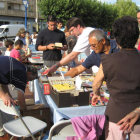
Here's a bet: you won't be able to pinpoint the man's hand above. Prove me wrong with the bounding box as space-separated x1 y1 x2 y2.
91 94 104 105
47 44 55 50
47 64 58 75
117 110 139 132
41 69 50 75
1 94 17 107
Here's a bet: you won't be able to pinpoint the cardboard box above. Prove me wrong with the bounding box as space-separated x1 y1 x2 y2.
20 104 51 131
50 85 90 108
25 98 35 106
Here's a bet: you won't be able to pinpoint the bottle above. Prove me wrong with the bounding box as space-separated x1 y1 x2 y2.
27 48 30 55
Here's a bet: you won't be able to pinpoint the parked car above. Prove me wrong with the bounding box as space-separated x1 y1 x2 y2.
0 24 25 41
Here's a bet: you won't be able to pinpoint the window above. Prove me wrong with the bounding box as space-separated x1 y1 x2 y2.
29 5 34 12
0 2 4 9
4 22 10 25
33 23 36 32
13 4 20 11
0 21 10 26
13 22 23 24
20 5 25 11
27 23 31 29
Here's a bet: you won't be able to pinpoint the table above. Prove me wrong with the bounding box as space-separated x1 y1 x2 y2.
34 79 106 123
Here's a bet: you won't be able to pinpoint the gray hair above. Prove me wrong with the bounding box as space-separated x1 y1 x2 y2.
89 29 107 41
26 65 38 79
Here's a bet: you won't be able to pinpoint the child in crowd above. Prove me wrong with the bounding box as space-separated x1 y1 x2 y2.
4 39 14 56
10 39 31 63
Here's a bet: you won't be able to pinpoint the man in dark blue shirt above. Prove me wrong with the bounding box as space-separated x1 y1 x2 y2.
64 29 120 78
0 56 38 110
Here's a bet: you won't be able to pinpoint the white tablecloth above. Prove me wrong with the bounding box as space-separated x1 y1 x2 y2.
34 79 106 123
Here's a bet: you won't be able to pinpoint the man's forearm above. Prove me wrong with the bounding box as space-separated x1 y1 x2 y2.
0 85 12 98
17 91 27 110
64 65 87 78
92 86 101 96
64 67 79 78
38 45 47 51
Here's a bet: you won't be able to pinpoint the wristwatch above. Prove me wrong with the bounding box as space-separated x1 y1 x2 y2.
54 63 59 69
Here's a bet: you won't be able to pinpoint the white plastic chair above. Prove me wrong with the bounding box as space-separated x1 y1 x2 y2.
47 120 76 140
0 99 47 140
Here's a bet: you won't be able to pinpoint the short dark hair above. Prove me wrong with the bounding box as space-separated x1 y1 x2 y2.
14 39 23 46
66 17 85 30
26 65 38 79
47 15 56 22
112 16 139 48
57 18 63 24
137 10 140 14
5 39 14 48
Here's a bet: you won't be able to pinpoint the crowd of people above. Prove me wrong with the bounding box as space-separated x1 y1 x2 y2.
0 12 140 140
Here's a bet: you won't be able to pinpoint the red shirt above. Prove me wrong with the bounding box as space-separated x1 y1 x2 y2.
10 48 22 63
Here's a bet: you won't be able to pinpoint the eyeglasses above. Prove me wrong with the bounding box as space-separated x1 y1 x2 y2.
91 40 101 48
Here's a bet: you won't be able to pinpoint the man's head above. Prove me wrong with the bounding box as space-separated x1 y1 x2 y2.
47 15 57 31
26 65 38 81
5 39 14 50
88 29 107 53
137 10 140 25
113 16 139 49
66 17 85 37
14 39 23 50
57 18 63 29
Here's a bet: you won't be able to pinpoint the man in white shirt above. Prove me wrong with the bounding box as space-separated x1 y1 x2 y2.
48 17 94 73
4 39 14 56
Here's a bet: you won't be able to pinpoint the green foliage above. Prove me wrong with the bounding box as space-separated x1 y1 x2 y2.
37 0 138 31
115 0 139 18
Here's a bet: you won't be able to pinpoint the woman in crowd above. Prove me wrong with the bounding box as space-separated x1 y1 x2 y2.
15 28 27 51
25 31 30 47
92 16 140 140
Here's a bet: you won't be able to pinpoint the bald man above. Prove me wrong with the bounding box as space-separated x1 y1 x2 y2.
64 29 120 78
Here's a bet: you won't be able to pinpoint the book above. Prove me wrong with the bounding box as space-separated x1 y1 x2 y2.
55 43 63 48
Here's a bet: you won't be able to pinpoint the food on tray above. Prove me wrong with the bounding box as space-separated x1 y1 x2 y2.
55 43 63 48
52 83 75 92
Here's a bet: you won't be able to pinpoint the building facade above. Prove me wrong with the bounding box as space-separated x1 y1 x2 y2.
0 0 47 34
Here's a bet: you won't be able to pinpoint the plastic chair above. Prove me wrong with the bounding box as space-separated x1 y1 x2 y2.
0 99 47 140
47 120 76 140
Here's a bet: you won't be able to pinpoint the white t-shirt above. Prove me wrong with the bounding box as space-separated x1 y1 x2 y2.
5 51 11 56
73 27 94 57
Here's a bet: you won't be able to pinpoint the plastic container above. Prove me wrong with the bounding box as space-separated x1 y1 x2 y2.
29 80 34 92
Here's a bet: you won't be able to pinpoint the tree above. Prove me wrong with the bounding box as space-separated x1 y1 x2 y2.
37 0 118 30
115 0 139 18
